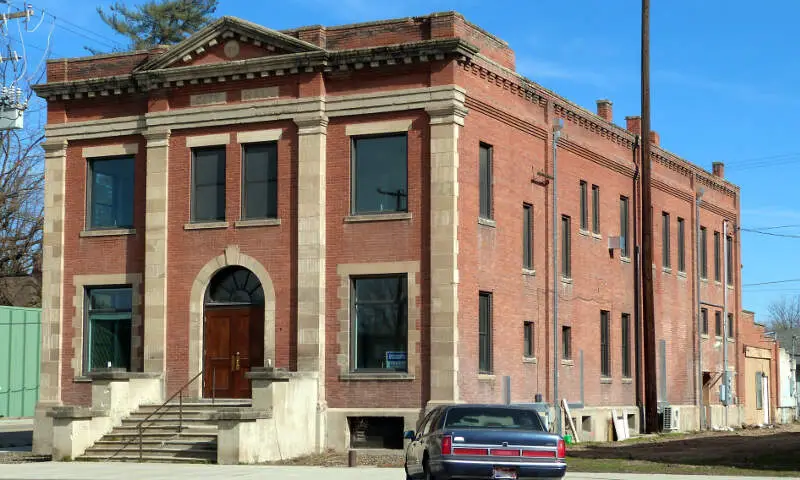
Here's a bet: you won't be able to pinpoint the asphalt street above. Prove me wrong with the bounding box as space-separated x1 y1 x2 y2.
0 463 794 480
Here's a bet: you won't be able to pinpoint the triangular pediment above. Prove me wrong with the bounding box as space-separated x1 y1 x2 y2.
137 16 324 71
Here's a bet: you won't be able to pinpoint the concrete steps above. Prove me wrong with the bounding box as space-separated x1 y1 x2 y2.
77 400 250 464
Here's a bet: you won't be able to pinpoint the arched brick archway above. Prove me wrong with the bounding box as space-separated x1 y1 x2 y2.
188 245 276 397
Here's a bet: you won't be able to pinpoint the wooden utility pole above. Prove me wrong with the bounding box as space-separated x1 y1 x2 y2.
640 0 659 434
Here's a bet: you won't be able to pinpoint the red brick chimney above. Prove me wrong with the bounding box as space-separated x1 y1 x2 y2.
625 116 641 136
596 99 613 123
712 161 725 178
650 131 660 146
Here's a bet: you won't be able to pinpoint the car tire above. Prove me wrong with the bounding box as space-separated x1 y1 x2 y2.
423 455 436 480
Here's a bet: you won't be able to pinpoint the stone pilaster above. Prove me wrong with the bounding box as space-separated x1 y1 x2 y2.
34 139 68 455
294 113 327 451
143 129 170 375
426 96 467 406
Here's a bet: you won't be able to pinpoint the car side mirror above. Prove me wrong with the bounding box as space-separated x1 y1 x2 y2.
404 430 416 440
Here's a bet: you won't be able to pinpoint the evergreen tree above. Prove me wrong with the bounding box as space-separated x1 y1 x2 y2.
92 0 219 53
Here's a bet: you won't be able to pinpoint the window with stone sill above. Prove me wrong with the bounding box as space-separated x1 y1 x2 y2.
84 286 132 374
241 142 278 220
191 147 226 222
351 134 408 215
351 275 408 373
87 156 134 230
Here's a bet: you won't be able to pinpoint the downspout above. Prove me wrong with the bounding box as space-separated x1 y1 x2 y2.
632 135 643 432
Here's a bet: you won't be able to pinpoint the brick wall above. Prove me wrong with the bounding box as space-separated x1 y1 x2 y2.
60 136 147 406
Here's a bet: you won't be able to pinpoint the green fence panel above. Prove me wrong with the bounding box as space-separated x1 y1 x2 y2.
0 306 41 418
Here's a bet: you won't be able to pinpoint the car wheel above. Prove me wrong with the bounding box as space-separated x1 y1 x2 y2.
423 455 436 480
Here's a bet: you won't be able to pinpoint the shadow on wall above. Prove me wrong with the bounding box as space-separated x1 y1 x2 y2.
568 430 800 472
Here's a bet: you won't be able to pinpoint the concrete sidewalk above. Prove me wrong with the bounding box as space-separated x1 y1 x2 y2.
0 463 792 480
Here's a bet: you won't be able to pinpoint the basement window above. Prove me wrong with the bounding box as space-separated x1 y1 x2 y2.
348 416 404 449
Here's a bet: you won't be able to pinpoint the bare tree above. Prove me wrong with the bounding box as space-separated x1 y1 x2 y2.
0 26 49 306
766 295 800 330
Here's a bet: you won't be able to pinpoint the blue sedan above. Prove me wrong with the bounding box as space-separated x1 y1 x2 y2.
404 404 566 480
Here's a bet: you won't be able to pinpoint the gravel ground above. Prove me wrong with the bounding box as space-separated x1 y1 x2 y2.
0 452 51 464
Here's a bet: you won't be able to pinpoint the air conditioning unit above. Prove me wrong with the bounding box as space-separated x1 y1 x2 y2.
662 406 680 432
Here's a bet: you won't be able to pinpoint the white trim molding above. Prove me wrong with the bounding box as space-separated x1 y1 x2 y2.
345 119 413 137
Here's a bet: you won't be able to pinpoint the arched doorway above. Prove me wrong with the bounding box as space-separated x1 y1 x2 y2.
203 266 265 399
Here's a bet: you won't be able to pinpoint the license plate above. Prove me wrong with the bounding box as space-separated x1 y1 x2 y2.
492 467 518 479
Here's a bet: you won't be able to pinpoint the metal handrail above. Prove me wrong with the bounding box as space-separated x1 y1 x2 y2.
108 367 216 461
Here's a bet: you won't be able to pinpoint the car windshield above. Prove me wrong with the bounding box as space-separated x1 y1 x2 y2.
443 407 545 431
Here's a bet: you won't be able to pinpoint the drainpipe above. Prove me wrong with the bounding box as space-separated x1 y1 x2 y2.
552 118 564 437
723 220 729 427
696 188 705 429
632 135 643 433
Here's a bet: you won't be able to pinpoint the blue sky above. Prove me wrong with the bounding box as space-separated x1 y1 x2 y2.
16 0 800 323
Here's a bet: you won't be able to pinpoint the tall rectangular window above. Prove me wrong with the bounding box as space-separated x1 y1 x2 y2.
562 326 572 360
479 292 493 373
728 313 734 339
479 143 493 220
561 215 572 278
524 321 534 358
87 156 135 229
592 184 600 234
700 226 708 279
600 310 611 377
662 212 671 268
242 142 278 220
579 180 588 230
85 287 132 373
726 235 734 286
621 313 631 378
701 308 708 335
352 134 408 214
714 231 721 281
192 147 226 222
351 275 408 372
620 196 629 257
523 204 533 269
715 311 722 337
756 372 763 410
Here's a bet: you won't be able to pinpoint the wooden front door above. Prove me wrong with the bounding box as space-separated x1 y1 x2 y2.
203 306 264 399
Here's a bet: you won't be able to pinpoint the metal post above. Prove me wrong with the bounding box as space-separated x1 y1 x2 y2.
179 389 183 434
138 424 143 462
552 118 563 436
503 376 511 405
722 220 729 428
696 190 705 430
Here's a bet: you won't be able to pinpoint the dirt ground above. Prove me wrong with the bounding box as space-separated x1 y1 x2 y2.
273 423 800 474
568 422 800 473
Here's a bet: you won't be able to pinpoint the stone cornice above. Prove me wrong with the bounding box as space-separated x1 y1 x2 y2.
42 85 463 141
33 39 478 101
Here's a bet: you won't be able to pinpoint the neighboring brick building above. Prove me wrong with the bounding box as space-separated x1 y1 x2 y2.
33 11 754 452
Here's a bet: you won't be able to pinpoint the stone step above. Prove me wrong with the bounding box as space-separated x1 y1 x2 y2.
78 453 213 464
93 439 216 449
108 426 217 437
85 443 215 454
101 432 217 442
120 417 217 426
81 449 216 461
126 412 218 421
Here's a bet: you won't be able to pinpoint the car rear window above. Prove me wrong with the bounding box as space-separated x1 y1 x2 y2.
443 407 545 431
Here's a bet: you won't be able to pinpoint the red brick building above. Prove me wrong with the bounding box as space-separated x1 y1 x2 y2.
33 11 755 452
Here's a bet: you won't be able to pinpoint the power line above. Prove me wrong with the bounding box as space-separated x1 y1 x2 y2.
742 224 800 231
739 228 800 239
742 278 800 287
